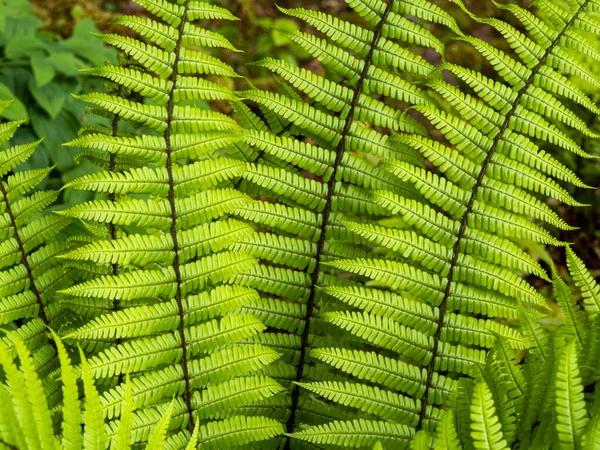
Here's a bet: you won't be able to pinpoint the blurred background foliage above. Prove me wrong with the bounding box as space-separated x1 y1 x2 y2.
1 0 598 278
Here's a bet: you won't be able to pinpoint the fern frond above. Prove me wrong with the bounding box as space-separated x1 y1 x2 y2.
50 330 82 450
145 400 174 450
433 410 463 450
81 349 109 450
59 2 286 446
16 0 594 448
553 268 588 345
290 419 414 448
435 273 600 449
470 382 510 450
555 340 589 448
0 339 40 449
0 107 71 371
0 333 203 450
189 416 283 449
101 344 280 420
566 246 600 317
236 0 600 446
582 394 600 450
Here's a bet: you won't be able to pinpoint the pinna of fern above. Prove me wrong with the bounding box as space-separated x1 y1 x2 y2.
55 0 284 447
0 100 72 384
414 253 600 450
278 0 600 448
226 0 468 448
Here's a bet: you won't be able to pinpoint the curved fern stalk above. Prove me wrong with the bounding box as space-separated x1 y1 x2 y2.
0 100 72 378
232 0 463 447
404 0 598 430
277 0 600 447
104 91 123 319
58 1 284 446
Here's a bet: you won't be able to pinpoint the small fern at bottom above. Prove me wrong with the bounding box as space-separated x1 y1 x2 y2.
419 249 600 450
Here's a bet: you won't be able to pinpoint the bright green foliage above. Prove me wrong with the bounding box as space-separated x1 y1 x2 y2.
0 334 192 450
427 266 600 450
238 0 599 447
56 0 284 447
566 246 600 317
469 382 509 450
0 0 598 449
0 101 72 377
231 1 463 447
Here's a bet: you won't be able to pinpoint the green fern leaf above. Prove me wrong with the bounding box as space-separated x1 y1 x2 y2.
566 246 600 317
144 400 174 450
582 395 600 450
434 410 463 450
0 105 71 377
555 340 589 449
50 330 83 450
12 336 59 450
218 0 600 445
112 375 133 450
553 268 588 345
291 419 414 448
81 349 109 450
56 3 289 446
470 382 510 450
5 0 591 448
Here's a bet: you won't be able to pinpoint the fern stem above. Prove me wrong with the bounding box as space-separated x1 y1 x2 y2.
163 0 195 433
0 173 48 325
284 0 394 442
416 0 591 430
107 91 124 388
0 438 19 450
108 92 121 287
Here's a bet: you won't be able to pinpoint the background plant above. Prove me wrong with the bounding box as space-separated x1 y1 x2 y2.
0 0 117 210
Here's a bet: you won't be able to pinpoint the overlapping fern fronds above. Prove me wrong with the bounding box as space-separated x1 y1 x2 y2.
422 256 600 449
245 0 600 448
0 100 72 381
1 0 598 448
57 1 284 447
231 0 467 448
0 332 189 450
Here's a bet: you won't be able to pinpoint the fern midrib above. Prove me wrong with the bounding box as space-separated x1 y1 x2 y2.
163 0 195 433
0 438 19 450
0 177 48 325
108 97 125 386
416 0 590 430
284 0 394 442
109 90 121 297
